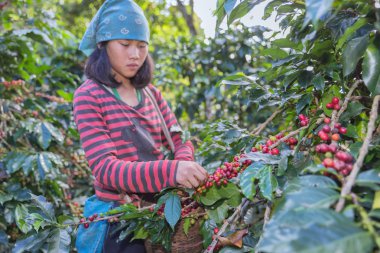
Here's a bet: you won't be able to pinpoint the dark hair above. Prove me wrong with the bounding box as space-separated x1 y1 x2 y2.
84 41 154 89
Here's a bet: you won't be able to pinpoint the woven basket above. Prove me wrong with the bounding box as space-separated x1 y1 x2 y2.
144 218 203 253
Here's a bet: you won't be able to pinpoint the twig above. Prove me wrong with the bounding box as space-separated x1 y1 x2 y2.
269 117 325 149
263 203 271 225
335 95 380 212
203 199 248 253
331 80 361 127
251 108 283 136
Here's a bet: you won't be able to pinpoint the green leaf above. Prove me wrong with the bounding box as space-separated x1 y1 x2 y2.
22 155 36 175
304 0 334 27
277 155 288 176
207 202 229 224
215 182 240 199
240 163 262 200
343 34 369 76
311 74 325 91
284 175 338 192
13 229 51 253
244 152 282 164
183 218 191 236
258 165 278 201
43 122 64 144
296 93 313 114
56 90 73 102
30 194 55 221
0 230 8 245
362 39 380 95
47 228 71 253
15 205 32 233
37 153 52 180
356 169 380 190
340 102 366 122
337 18 368 50
6 152 28 174
200 186 223 206
0 193 13 205
257 208 374 253
36 122 52 150
164 193 181 230
275 187 339 213
227 0 265 26
215 0 227 29
263 0 283 20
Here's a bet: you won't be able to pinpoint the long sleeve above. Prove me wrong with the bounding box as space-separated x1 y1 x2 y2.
73 87 179 197
149 86 194 161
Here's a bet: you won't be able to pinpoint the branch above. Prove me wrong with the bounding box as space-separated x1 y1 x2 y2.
251 108 283 136
176 0 198 36
335 95 380 212
331 80 362 127
263 203 271 225
203 199 248 253
269 116 325 149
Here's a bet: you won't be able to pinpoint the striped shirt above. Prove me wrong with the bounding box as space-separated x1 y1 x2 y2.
73 79 194 202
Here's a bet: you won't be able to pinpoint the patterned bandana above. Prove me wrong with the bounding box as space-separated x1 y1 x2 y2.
79 0 150 56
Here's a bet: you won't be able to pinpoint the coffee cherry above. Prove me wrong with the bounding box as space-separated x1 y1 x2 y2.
80 218 86 223
334 123 342 129
331 97 340 105
251 147 258 152
214 227 219 234
328 143 338 153
334 104 341 110
300 120 308 127
276 133 284 139
84 223 89 229
339 127 347 134
270 148 280 156
324 118 331 124
326 103 334 109
331 133 340 141
318 131 329 141
322 125 331 133
322 158 334 168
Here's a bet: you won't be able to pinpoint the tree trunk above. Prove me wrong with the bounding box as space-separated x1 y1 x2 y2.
176 0 198 36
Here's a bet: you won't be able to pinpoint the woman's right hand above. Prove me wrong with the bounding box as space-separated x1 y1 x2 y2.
176 161 208 189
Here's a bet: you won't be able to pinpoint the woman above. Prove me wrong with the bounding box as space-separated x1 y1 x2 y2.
73 0 208 252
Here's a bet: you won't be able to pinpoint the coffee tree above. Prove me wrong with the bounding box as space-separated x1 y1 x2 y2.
1 0 380 252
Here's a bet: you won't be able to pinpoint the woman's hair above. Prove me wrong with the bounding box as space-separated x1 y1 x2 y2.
84 41 154 89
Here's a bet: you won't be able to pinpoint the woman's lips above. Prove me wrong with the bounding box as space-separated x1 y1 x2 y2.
126 64 139 69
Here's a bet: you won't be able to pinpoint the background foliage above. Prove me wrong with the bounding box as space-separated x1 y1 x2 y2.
1 0 380 252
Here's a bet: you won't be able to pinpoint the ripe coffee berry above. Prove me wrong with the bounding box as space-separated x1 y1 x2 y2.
324 118 331 124
334 104 341 110
84 223 89 229
318 131 329 141
322 125 331 133
339 127 347 134
326 103 334 109
214 227 219 234
332 97 340 105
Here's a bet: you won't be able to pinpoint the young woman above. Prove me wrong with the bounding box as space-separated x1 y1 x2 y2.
73 0 208 252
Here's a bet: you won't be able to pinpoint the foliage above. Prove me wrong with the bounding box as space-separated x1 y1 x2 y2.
1 0 380 252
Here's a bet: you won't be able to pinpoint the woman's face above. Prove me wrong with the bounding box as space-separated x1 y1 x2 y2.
106 39 148 82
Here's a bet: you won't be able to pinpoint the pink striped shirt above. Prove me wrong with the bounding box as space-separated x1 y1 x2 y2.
73 79 194 202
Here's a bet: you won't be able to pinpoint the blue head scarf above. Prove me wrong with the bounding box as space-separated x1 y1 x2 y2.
79 0 150 56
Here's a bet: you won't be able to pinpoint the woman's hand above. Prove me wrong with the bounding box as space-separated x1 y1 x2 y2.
176 161 208 189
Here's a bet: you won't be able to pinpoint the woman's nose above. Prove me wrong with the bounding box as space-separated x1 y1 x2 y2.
128 46 139 59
